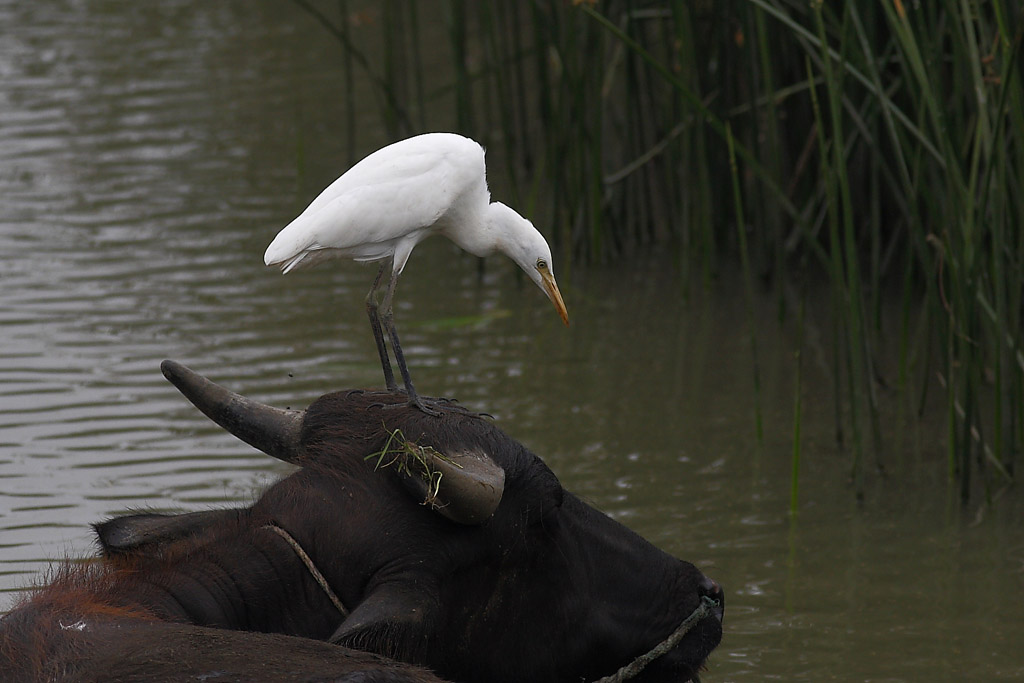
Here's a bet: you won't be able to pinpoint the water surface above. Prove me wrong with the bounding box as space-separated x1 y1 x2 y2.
1 2 1022 681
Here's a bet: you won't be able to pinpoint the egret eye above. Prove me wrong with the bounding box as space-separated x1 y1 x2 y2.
536 258 548 270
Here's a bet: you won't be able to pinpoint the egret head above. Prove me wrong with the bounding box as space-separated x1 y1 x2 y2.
489 202 569 326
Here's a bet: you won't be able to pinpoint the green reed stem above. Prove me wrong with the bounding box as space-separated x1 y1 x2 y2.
791 296 805 517
728 123 763 445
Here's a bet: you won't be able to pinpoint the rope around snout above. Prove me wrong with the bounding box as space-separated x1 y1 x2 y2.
592 595 720 683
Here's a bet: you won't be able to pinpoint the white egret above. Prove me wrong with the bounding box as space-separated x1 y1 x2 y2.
264 132 569 414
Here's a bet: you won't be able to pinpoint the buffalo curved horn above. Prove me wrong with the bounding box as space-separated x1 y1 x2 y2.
161 360 303 464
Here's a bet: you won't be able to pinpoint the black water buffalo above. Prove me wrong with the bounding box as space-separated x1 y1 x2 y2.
0 361 723 682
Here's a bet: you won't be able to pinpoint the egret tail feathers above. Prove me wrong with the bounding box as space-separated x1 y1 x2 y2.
264 246 309 274
278 253 307 274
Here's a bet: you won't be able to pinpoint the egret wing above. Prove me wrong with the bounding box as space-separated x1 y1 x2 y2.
265 138 485 271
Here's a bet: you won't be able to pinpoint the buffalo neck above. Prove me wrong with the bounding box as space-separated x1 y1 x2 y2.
110 524 344 638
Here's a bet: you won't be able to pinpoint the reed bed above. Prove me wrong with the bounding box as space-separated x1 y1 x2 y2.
298 0 1023 502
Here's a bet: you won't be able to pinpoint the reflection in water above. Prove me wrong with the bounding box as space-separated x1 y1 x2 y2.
1 2 1023 681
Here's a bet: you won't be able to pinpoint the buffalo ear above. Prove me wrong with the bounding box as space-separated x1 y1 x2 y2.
94 509 241 558
389 446 505 525
328 583 436 662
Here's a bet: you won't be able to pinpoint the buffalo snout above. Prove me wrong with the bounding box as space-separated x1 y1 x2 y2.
698 573 725 622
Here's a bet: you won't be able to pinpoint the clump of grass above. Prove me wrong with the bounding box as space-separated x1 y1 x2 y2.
365 427 461 508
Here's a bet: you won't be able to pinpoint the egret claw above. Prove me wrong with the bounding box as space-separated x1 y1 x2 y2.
408 396 444 417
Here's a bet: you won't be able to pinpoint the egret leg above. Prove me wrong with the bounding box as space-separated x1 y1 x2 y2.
379 269 442 416
366 264 397 391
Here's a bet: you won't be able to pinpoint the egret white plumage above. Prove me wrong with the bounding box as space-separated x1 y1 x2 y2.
264 132 569 414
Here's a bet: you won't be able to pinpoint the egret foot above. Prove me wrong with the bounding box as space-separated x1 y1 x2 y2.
396 393 475 417
365 391 477 418
405 392 444 417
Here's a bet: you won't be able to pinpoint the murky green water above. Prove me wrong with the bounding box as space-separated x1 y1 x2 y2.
2 2 1023 680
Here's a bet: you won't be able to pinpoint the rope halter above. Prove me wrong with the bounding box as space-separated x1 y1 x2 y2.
592 595 721 683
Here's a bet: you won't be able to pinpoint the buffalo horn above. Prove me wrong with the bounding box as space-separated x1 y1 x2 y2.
161 360 303 464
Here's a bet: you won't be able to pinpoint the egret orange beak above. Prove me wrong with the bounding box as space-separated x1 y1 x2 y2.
540 270 569 326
